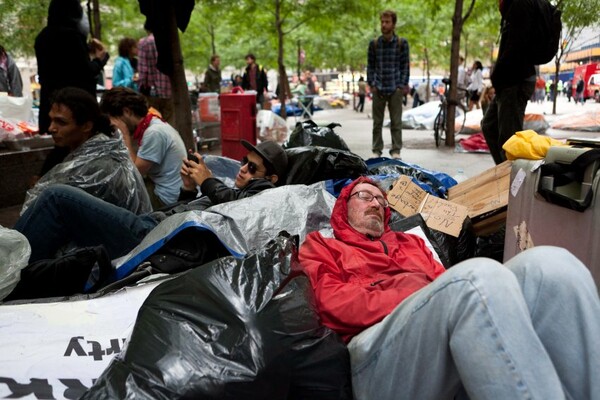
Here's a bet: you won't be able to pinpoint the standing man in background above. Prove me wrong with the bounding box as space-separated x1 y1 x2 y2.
367 10 410 160
203 54 222 93
242 53 268 106
481 0 536 164
138 22 173 124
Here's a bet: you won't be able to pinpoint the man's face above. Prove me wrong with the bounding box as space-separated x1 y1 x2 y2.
245 57 254 66
48 103 92 150
212 57 221 68
380 15 395 35
347 183 387 238
109 109 140 137
235 150 269 188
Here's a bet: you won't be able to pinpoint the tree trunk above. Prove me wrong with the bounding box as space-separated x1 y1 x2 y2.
165 4 194 151
446 0 464 147
275 0 288 119
209 24 216 55
87 0 102 40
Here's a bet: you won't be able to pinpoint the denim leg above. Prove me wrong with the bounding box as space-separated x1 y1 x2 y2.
14 184 158 262
505 246 600 400
348 258 565 400
388 89 403 154
371 93 387 154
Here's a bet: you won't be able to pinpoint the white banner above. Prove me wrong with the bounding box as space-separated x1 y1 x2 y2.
0 281 161 399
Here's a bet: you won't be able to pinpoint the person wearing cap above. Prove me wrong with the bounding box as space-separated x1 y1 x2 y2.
14 140 288 266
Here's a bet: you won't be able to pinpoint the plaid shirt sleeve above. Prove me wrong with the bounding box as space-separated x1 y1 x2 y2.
397 37 410 88
367 39 376 88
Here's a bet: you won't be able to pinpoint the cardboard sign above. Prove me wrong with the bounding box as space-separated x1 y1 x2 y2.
388 175 468 237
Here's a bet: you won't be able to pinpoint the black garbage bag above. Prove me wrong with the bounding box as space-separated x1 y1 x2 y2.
474 224 506 263
5 245 113 301
389 211 476 267
285 120 350 151
285 146 368 185
82 233 352 400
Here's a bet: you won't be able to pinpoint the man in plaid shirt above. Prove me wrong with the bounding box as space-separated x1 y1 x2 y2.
367 10 410 159
138 23 173 123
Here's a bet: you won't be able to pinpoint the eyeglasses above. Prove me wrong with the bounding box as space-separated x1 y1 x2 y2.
349 191 389 207
241 156 265 175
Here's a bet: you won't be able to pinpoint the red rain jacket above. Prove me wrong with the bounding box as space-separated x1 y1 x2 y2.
299 177 445 342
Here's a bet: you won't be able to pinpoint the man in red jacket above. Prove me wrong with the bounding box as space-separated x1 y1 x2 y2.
299 176 600 400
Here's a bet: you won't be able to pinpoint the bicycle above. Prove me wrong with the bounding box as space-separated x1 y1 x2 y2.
433 78 468 147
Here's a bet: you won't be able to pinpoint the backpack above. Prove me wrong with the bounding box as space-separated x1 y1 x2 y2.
527 0 562 65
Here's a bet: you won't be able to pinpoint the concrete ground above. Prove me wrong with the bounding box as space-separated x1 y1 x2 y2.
296 94 600 179
1 95 598 229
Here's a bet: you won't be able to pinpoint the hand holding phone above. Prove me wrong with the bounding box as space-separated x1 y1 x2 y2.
187 152 199 163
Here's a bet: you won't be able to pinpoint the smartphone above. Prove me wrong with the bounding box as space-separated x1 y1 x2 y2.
187 153 199 163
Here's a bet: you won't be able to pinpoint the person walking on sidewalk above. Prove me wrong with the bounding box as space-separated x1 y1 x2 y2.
367 10 410 159
355 76 366 112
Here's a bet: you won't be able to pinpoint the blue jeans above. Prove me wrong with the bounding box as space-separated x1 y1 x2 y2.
348 246 600 400
14 184 158 263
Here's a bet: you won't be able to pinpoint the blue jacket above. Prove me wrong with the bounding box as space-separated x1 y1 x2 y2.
112 56 137 90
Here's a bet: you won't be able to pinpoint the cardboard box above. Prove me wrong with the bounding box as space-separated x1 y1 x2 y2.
447 160 512 236
388 175 469 237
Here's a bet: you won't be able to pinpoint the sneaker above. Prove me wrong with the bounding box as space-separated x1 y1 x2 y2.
390 152 402 160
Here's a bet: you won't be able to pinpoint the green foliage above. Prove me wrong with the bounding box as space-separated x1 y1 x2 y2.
1 0 598 77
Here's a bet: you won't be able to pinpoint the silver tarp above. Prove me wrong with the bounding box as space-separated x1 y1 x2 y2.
112 183 336 280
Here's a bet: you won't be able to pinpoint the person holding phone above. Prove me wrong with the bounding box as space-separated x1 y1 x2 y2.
14 140 288 265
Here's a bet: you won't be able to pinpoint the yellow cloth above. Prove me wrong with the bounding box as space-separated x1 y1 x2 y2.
502 130 566 160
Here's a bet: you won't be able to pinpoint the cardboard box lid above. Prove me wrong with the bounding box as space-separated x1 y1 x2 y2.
388 175 469 237
447 160 512 221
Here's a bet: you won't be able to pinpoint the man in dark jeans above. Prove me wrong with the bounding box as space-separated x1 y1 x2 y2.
481 0 536 164
14 140 288 264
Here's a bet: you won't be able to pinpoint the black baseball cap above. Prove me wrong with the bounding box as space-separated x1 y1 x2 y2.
241 139 288 180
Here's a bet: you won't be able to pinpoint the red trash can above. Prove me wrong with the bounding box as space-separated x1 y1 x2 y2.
220 90 257 160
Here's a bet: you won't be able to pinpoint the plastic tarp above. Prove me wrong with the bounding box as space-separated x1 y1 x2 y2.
111 184 336 281
257 110 289 144
550 108 600 132
400 101 464 130
20 134 152 216
365 158 456 198
0 226 31 301
82 234 352 400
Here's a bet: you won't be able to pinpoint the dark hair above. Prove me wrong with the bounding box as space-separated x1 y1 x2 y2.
47 0 83 27
474 60 483 70
50 87 112 135
118 37 137 58
245 53 256 61
210 54 220 63
100 87 148 118
380 10 397 25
